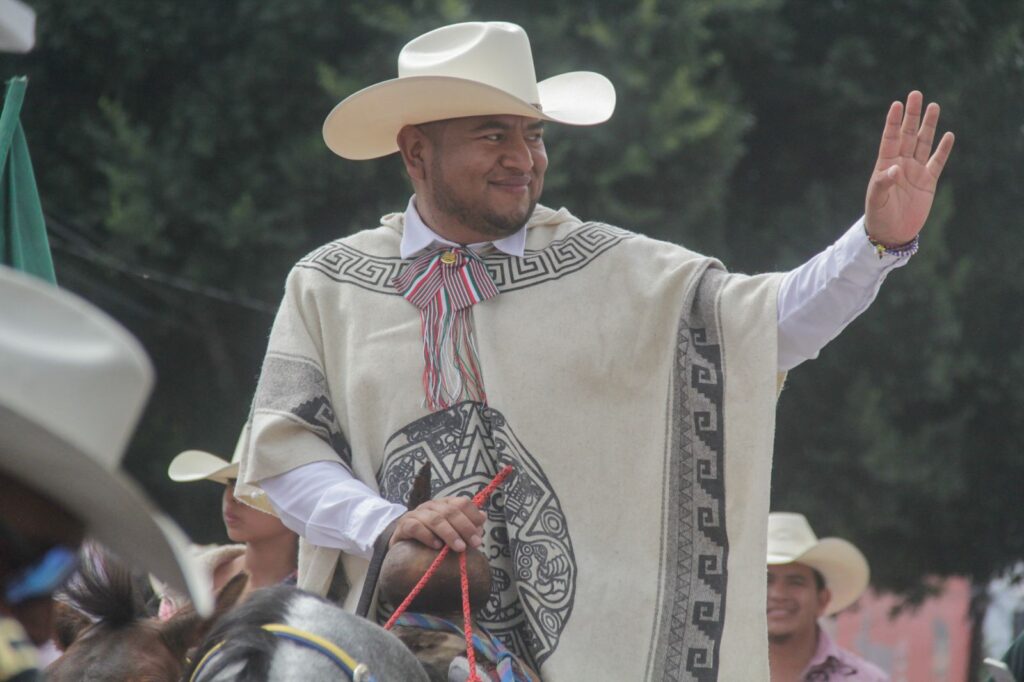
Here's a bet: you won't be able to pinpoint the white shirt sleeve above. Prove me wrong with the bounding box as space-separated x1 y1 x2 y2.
259 461 407 560
777 216 911 371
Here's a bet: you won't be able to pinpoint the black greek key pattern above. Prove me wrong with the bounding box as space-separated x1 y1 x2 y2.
484 223 634 291
377 402 575 671
296 241 405 294
295 223 634 293
647 266 729 682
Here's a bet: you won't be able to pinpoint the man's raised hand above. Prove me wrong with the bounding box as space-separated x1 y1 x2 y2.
865 90 955 247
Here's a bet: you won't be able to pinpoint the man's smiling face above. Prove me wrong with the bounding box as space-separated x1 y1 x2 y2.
766 562 831 642
410 114 548 243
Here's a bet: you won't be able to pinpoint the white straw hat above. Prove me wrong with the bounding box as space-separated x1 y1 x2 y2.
167 423 275 514
767 512 870 616
0 266 212 615
167 426 247 486
323 21 616 160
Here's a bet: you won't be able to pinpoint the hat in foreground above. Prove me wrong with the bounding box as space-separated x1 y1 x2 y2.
0 266 212 615
323 21 616 160
767 512 870 615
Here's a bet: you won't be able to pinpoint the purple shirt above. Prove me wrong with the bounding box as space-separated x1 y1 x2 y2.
802 627 890 682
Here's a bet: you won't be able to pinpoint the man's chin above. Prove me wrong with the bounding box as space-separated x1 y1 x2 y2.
483 203 536 238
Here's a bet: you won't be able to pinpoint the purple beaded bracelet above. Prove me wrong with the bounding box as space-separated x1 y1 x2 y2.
866 232 920 259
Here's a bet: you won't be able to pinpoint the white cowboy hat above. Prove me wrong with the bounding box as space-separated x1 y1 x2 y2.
169 431 244 486
168 449 237 486
167 423 276 514
0 266 212 616
767 512 870 616
322 21 616 160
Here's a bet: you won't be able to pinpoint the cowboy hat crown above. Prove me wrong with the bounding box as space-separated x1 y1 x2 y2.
323 21 616 160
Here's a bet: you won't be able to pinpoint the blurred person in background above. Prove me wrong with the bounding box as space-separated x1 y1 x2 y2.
156 429 297 618
767 512 887 682
0 266 210 680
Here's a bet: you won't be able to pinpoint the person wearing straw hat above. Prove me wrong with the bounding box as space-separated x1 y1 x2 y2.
0 265 211 680
238 21 953 681
767 512 887 681
157 428 297 619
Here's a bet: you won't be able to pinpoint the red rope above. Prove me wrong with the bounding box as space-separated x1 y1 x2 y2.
383 464 515 682
459 551 477 678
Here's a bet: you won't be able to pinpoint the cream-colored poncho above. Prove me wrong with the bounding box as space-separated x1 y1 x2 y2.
240 205 783 681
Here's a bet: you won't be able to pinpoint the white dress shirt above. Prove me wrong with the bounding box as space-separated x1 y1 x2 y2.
260 197 911 558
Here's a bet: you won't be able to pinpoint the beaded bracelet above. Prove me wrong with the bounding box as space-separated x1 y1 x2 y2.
866 232 920 259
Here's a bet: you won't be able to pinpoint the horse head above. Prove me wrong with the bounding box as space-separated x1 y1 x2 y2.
47 546 245 681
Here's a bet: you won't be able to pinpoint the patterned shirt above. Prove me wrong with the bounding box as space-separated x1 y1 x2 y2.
803 627 889 682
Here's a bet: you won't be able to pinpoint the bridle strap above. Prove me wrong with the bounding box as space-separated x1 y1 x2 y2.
189 623 375 681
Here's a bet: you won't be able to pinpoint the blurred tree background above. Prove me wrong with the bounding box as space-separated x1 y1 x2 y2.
1 0 1021 655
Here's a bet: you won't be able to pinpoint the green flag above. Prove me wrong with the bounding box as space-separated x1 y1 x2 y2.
0 76 55 283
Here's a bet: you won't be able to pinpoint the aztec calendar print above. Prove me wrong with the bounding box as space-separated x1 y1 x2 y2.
376 401 576 670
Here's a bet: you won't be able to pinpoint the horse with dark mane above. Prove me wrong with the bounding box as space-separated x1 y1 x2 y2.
47 546 244 681
185 585 428 681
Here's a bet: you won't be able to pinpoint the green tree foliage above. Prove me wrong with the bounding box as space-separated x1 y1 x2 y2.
712 0 1024 597
1 0 1021 604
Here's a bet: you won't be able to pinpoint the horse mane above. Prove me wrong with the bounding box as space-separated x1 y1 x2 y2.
187 585 429 681
57 546 154 628
185 584 292 681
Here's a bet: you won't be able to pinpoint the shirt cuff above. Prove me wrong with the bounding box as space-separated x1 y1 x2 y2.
259 460 407 559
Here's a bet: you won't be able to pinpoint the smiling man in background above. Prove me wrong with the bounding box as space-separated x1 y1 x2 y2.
767 512 888 682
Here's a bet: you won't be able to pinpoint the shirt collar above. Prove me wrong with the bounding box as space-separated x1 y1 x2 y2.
804 624 843 673
399 195 527 259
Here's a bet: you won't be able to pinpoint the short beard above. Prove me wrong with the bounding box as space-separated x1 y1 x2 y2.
428 147 535 240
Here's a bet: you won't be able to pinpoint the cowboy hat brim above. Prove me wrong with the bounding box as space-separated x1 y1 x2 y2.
768 537 869 616
168 450 238 485
323 71 615 160
0 406 213 616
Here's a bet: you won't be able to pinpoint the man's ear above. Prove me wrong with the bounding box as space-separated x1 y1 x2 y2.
397 125 429 182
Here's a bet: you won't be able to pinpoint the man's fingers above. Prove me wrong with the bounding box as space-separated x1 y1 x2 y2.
897 91 923 157
913 102 940 165
926 131 955 179
390 496 487 552
398 518 446 549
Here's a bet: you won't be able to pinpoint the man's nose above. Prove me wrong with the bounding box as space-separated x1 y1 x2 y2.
500 135 534 172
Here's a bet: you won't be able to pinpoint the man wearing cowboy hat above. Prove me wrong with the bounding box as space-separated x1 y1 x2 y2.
767 512 888 681
0 266 212 680
238 21 954 681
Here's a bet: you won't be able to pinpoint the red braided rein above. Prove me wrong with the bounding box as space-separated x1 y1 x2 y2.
384 464 515 682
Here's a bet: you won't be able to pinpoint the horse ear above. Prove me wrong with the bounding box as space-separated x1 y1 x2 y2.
52 601 93 651
161 572 249 659
407 462 432 509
